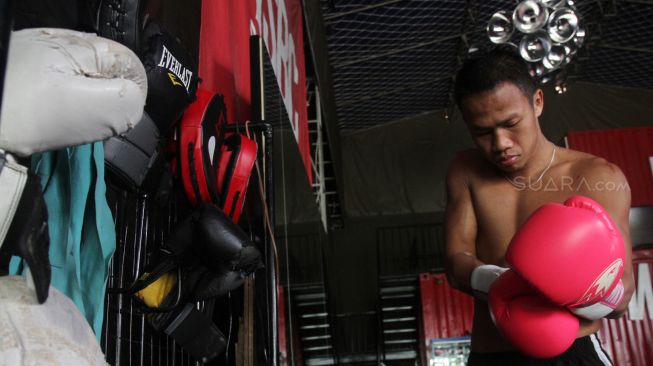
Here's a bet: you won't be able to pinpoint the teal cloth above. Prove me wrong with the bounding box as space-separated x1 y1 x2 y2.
10 142 116 341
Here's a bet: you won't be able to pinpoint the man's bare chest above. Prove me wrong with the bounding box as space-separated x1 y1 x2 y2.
469 179 577 262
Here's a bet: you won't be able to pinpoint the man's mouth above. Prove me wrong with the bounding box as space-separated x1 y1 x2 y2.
498 155 518 167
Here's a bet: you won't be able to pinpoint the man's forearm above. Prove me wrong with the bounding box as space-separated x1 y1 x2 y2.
446 251 483 294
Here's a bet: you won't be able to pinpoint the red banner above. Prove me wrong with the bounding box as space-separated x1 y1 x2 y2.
567 127 653 206
199 0 312 183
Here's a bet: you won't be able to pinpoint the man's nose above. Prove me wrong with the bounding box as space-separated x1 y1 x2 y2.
492 129 513 152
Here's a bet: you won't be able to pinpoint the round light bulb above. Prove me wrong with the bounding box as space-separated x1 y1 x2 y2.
487 11 514 44
513 0 549 33
519 32 552 62
529 62 546 78
543 44 568 70
541 0 565 9
547 8 579 43
573 27 586 48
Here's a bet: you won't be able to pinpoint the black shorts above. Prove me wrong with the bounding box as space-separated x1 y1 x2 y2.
467 334 613 366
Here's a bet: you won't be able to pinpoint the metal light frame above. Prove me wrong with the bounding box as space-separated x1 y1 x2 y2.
487 0 584 93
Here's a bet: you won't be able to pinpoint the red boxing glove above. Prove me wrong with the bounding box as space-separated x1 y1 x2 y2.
506 195 625 308
488 270 579 358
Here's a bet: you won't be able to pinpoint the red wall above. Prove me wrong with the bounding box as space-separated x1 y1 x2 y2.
566 127 653 206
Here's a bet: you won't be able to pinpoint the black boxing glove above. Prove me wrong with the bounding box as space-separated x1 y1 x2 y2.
193 203 263 273
146 282 226 364
140 20 199 133
104 20 198 189
128 204 262 308
193 268 243 302
0 151 50 304
98 0 161 51
149 305 226 363
104 112 161 188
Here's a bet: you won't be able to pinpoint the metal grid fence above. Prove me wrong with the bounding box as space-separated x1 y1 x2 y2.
102 184 199 366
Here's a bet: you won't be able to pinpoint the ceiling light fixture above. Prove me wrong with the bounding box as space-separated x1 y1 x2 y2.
487 0 584 93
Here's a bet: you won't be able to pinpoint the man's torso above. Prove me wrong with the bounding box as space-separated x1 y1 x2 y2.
462 147 604 352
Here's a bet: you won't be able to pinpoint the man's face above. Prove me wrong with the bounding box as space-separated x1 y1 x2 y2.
460 82 544 173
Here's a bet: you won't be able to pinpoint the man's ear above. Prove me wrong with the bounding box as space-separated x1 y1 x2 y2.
533 88 544 117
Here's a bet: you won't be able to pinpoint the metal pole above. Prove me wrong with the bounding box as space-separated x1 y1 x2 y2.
265 123 278 366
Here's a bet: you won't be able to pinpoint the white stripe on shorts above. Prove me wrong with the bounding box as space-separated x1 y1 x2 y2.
590 333 613 366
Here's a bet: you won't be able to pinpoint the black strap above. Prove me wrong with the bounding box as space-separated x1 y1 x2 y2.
0 150 6 174
187 142 203 203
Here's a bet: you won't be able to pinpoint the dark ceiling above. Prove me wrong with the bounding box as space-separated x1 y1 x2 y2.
319 0 653 132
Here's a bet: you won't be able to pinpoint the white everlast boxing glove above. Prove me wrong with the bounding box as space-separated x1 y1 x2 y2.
0 28 147 157
471 264 509 300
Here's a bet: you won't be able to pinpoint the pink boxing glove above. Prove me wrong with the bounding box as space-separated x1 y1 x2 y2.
488 270 579 358
506 195 625 309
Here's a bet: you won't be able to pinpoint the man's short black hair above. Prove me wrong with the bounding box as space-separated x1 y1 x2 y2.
454 47 538 109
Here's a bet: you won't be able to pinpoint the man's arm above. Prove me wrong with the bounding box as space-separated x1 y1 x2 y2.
577 159 635 318
444 153 482 295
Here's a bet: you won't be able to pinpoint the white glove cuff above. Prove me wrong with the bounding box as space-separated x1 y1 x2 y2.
471 264 509 300
0 151 28 246
571 280 625 320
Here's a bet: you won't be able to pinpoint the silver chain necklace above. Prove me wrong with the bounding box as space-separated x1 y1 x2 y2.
505 146 557 189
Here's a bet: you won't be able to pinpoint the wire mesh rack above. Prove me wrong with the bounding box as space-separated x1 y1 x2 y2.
102 184 199 366
101 121 276 366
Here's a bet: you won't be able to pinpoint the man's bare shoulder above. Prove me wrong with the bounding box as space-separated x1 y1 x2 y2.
560 148 630 198
448 149 491 178
563 148 627 182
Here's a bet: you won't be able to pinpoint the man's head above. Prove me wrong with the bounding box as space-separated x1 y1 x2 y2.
454 47 538 108
454 48 546 173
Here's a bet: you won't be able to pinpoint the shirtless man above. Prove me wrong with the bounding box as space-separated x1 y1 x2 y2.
444 48 635 365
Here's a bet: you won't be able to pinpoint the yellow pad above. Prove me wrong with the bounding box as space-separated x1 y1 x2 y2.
135 272 177 308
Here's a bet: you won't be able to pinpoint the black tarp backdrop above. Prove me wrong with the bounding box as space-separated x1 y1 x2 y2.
0 0 14 112
341 83 653 217
13 0 98 31
13 0 201 60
